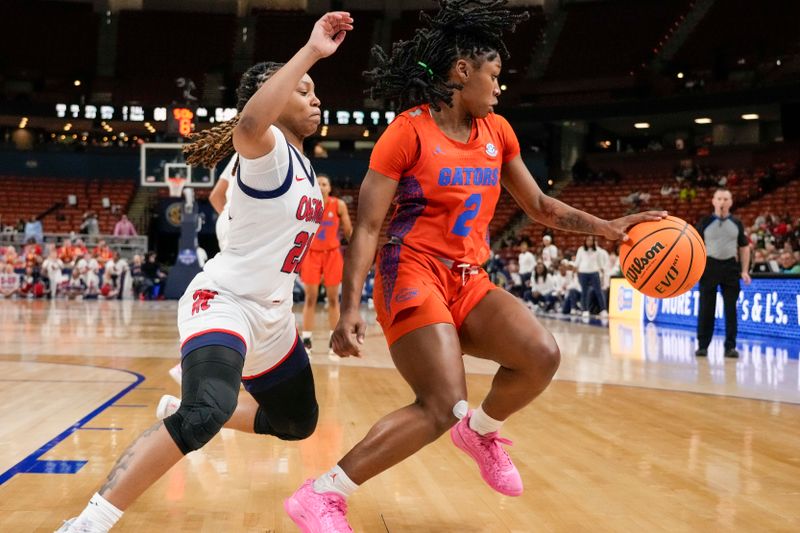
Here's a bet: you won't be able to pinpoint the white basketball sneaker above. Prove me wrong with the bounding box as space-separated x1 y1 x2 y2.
156 395 180 420
168 363 182 385
54 517 101 532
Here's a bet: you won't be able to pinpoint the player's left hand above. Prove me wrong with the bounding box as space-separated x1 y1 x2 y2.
306 11 354 59
741 272 752 285
602 211 668 242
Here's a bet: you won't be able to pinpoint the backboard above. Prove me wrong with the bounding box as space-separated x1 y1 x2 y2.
140 143 216 188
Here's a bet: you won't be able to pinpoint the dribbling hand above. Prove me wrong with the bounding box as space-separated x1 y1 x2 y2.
603 211 668 242
306 11 354 59
331 309 365 358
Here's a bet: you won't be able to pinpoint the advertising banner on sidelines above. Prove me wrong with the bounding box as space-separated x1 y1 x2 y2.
609 278 645 321
609 277 800 342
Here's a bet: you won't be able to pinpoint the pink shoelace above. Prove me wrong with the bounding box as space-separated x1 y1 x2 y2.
478 432 515 471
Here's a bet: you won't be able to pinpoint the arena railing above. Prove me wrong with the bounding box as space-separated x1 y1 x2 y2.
0 232 149 260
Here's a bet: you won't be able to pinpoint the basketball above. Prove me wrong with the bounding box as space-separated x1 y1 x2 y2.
619 215 706 298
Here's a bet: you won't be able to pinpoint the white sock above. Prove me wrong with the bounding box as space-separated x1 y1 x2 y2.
302 331 312 340
469 406 504 436
313 465 359 499
73 492 123 532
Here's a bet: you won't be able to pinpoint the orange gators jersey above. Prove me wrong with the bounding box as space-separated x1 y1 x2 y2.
310 196 341 251
369 105 520 265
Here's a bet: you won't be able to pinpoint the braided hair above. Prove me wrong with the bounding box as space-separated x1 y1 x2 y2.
183 62 284 168
365 0 528 111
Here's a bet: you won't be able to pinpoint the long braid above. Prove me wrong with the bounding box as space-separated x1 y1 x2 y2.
365 0 528 111
183 62 284 168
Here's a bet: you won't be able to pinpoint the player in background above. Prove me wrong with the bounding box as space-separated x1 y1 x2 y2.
57 12 353 532
299 174 353 354
284 2 663 531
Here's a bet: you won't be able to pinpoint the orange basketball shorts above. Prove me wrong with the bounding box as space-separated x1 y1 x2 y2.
300 247 343 286
373 243 498 346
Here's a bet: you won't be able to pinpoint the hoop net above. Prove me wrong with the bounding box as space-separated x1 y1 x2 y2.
167 177 187 198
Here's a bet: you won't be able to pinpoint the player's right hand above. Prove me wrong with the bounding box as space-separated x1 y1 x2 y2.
306 11 353 59
332 309 365 358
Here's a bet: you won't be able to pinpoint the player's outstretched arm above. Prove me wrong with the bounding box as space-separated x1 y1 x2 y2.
332 170 397 357
233 11 353 159
502 156 665 242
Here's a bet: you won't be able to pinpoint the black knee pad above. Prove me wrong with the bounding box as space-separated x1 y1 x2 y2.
251 364 319 441
164 345 243 454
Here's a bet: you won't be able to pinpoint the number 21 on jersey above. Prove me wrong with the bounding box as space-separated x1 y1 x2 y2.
281 231 315 273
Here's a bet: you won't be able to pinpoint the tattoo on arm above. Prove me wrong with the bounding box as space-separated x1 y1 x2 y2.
539 197 599 234
99 422 162 497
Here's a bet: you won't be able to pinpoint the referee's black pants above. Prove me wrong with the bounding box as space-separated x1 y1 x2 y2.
696 257 741 350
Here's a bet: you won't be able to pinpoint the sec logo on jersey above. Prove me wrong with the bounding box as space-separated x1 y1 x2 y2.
485 143 498 157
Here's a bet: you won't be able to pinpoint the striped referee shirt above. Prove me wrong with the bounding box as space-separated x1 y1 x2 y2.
696 214 748 261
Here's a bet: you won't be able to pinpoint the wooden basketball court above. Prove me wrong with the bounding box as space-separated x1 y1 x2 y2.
1 299 798 532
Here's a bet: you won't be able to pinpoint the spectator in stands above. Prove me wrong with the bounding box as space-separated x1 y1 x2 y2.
42 248 64 299
19 266 44 299
674 159 698 184
2 246 18 267
80 211 100 236
529 263 556 312
72 239 89 262
541 235 558 268
0 264 20 298
113 214 138 237
778 252 800 274
24 217 43 244
505 261 525 299
679 183 697 202
83 260 101 299
660 182 677 197
130 254 149 299
93 240 114 267
15 218 25 233
65 268 86 300
58 238 76 267
556 261 582 315
22 238 43 269
751 249 777 273
141 251 167 300
695 188 751 358
575 235 607 318
518 239 536 286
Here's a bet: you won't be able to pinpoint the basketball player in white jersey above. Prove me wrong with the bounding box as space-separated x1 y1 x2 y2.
57 12 353 532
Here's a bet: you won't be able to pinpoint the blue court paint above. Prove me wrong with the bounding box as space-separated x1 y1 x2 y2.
25 460 88 474
0 363 145 486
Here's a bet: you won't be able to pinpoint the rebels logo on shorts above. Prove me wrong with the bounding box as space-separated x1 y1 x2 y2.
191 289 218 315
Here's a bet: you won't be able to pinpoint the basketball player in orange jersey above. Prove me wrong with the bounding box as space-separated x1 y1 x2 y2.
57 12 353 533
300 174 353 353
284 2 664 531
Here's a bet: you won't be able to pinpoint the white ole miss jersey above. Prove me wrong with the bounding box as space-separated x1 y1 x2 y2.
203 125 324 306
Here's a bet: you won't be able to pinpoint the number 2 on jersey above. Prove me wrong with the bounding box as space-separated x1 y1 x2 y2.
451 193 482 237
281 231 315 274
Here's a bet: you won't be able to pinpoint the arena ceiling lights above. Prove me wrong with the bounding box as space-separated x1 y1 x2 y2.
634 122 650 129
694 117 712 124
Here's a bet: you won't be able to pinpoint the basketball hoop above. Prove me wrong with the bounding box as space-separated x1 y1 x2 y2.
167 177 187 198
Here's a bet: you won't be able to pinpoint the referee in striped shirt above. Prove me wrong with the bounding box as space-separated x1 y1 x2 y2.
695 188 751 358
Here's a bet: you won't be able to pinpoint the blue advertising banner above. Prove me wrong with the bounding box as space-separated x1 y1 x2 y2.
643 278 800 342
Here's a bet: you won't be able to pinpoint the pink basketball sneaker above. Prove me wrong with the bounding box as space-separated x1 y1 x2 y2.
284 479 353 533
450 411 523 496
